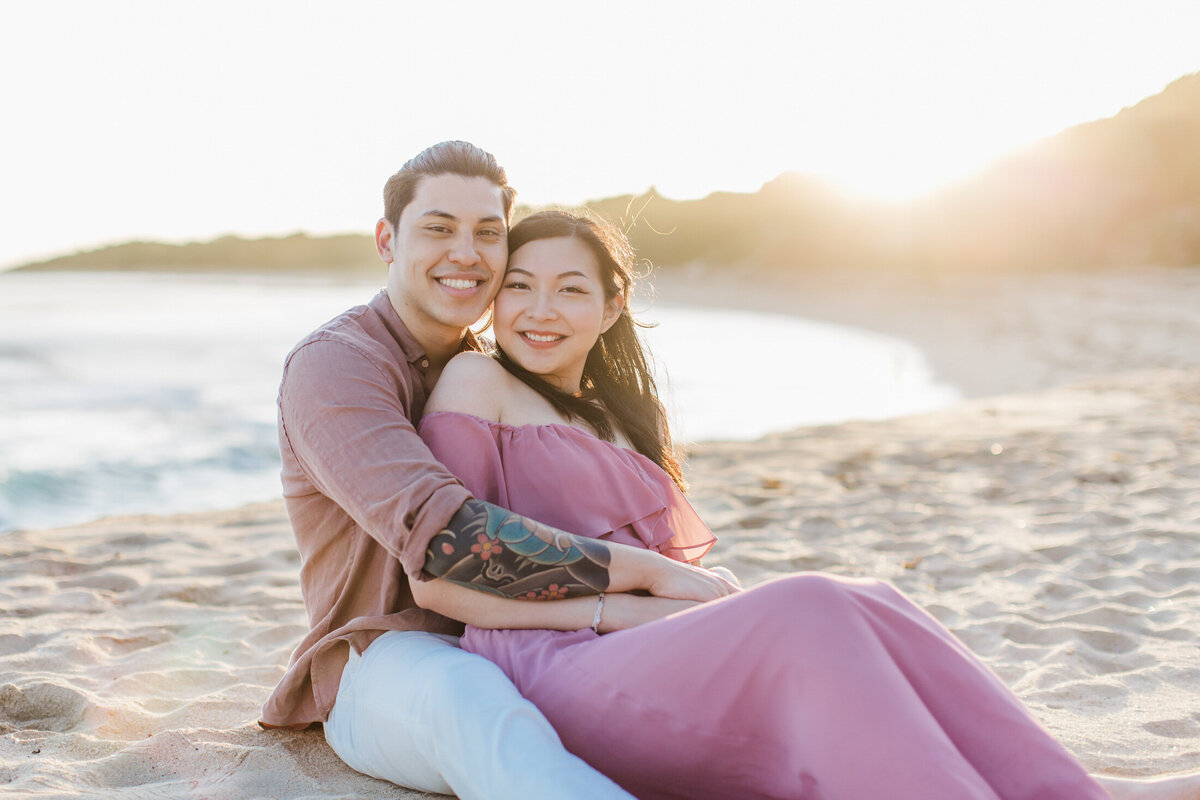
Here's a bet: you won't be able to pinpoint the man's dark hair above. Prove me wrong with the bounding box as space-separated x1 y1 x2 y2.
383 141 516 229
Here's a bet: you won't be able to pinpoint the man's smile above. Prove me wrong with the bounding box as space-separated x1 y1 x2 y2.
436 277 484 290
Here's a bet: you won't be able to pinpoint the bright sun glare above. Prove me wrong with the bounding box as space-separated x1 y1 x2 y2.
817 152 987 204
811 128 1028 204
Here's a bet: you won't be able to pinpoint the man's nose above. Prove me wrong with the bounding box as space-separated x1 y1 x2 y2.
448 233 480 265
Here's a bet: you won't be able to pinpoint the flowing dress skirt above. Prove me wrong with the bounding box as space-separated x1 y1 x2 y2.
421 412 1108 800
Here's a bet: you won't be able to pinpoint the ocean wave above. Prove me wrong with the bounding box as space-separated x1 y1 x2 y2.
0 446 282 534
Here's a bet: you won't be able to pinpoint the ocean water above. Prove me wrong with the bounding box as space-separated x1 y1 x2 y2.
1 271 960 532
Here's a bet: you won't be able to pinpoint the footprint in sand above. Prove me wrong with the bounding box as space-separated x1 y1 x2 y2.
22 556 101 578
80 532 173 554
57 573 141 593
0 681 91 733
93 628 178 655
1142 717 1200 739
191 556 277 577
1074 627 1140 655
0 633 52 657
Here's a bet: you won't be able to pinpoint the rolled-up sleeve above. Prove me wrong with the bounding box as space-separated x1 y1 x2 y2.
279 337 472 578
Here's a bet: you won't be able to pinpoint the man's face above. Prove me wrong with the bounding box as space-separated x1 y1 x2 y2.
377 173 508 349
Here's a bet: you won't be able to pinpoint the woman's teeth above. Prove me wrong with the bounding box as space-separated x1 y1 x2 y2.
523 332 561 343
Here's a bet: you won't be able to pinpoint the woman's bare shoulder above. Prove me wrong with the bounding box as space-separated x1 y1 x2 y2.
425 352 513 420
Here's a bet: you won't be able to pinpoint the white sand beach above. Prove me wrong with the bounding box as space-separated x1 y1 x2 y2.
3 265 1200 798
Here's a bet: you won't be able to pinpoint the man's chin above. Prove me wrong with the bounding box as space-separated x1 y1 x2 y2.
441 307 494 333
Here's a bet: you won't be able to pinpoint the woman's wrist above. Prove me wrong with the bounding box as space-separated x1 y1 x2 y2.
595 593 702 633
591 593 606 633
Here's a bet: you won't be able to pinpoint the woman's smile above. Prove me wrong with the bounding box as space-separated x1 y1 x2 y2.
519 331 566 345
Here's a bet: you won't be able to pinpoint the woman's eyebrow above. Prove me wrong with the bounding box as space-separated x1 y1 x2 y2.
506 268 590 279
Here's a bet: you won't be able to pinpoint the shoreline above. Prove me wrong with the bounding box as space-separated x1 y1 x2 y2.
647 263 1200 401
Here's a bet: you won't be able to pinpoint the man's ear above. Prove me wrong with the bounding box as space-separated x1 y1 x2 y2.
600 293 625 333
375 218 394 264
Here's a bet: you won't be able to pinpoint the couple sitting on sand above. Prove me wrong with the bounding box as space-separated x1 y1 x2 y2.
261 141 1197 799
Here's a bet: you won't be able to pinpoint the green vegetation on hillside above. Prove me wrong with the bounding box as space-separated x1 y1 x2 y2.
17 233 382 275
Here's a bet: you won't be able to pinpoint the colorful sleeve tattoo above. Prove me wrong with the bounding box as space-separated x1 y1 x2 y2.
423 499 612 600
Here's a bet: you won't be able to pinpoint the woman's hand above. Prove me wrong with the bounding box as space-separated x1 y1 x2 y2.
597 594 702 633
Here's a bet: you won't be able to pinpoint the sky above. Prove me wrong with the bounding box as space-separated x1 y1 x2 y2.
2 0 1198 270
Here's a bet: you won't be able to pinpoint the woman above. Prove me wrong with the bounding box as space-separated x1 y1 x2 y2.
412 210 1197 800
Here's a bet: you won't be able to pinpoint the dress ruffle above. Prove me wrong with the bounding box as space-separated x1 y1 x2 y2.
418 412 716 562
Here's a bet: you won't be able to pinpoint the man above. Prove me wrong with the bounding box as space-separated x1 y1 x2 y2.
260 141 729 798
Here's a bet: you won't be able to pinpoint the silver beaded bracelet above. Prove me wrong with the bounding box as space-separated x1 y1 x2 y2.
591 592 606 633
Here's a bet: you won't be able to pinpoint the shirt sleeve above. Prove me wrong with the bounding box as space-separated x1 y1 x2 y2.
278 337 472 579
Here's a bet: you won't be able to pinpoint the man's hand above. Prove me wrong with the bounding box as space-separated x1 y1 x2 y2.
645 558 741 602
705 565 741 588
608 545 741 602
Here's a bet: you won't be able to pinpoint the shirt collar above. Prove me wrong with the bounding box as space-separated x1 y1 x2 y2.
370 290 484 368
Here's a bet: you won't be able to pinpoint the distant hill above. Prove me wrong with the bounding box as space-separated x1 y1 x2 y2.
14 233 381 275
15 72 1199 275
911 71 1200 270
585 174 882 270
593 72 1200 272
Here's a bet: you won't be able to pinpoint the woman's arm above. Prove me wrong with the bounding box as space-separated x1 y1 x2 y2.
411 575 701 634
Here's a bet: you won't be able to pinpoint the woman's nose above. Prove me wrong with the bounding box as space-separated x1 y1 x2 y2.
527 291 558 319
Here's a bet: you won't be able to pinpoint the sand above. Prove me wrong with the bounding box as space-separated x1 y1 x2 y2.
3 265 1200 798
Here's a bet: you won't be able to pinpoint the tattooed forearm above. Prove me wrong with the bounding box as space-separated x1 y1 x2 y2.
423 498 612 600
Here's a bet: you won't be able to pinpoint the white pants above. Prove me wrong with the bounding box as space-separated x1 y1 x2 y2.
324 630 632 800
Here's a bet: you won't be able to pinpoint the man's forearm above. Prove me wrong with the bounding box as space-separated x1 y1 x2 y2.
423 498 616 600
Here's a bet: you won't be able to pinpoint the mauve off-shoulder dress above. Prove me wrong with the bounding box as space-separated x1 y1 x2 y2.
418 412 1107 800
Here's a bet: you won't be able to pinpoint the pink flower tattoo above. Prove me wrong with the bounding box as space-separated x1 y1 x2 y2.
470 533 503 561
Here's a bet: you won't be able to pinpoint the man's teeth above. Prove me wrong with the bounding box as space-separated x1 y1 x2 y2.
439 278 478 290
523 333 561 343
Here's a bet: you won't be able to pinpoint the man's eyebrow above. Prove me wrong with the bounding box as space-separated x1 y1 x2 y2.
419 209 506 226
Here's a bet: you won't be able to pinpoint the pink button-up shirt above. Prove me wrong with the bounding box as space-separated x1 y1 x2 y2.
260 290 476 729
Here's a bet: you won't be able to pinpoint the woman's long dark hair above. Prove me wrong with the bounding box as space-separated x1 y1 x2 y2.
498 210 686 491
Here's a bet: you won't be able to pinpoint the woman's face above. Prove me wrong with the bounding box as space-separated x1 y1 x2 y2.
494 235 624 393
